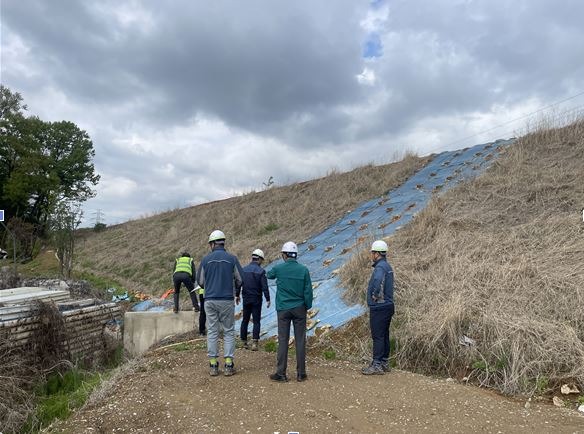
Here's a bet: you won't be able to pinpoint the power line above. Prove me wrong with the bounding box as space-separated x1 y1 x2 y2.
425 90 584 154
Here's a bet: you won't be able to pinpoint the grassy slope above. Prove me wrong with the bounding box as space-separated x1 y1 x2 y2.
339 119 584 395
74 153 429 294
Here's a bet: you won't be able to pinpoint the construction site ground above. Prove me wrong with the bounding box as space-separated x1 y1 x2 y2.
51 343 584 434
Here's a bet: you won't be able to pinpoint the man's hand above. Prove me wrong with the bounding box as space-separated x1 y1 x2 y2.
235 296 241 305
266 300 271 309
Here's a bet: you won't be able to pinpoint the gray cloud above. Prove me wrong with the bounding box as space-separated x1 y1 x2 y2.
2 0 584 224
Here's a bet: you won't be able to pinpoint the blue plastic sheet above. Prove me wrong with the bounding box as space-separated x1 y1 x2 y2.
237 139 514 338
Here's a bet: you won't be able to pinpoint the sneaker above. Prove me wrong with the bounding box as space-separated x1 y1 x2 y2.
269 373 288 383
242 340 249 350
199 330 207 336
251 340 258 351
224 363 236 376
297 373 308 382
362 363 384 375
209 363 219 376
194 305 200 312
173 308 179 314
381 363 391 372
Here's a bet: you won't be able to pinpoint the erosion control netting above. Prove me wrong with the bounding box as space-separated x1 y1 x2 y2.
237 139 514 338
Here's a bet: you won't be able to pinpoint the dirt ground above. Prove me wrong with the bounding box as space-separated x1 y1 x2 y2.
49 343 584 434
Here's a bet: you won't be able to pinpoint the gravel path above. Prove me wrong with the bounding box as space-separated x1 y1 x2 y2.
52 346 584 433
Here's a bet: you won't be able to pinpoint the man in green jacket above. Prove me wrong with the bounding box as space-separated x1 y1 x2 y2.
267 241 313 382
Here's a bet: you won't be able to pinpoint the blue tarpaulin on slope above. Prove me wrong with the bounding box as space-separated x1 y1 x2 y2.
237 139 514 338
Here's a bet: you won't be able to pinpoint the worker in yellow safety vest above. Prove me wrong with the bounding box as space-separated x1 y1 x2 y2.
173 252 200 313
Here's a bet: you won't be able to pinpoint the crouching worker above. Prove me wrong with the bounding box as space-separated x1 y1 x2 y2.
267 242 313 382
172 251 200 314
362 240 395 375
241 249 271 351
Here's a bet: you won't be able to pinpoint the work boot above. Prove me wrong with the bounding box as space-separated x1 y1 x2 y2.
251 339 259 351
224 363 236 376
269 373 288 383
209 362 219 377
297 373 308 382
362 363 384 375
242 340 249 350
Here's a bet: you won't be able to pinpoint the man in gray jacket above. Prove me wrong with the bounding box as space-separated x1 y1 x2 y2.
197 230 244 377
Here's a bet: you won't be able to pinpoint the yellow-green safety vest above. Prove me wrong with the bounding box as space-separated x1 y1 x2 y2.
174 256 193 275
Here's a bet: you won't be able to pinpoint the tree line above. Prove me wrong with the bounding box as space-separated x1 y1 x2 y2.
0 85 99 275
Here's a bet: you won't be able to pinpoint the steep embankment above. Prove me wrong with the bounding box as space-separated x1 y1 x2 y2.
75 153 428 294
339 120 584 395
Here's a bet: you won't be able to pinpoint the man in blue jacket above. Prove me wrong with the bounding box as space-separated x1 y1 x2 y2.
197 230 244 377
240 248 271 351
362 239 395 375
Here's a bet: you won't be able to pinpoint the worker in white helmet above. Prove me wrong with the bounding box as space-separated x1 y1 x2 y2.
362 239 395 375
197 230 244 377
240 249 271 351
267 241 313 382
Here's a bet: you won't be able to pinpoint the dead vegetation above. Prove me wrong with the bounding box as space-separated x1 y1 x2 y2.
75 152 428 294
340 118 584 395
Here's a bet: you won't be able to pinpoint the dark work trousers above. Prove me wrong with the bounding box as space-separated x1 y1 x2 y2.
240 299 262 341
172 272 199 311
198 293 206 334
370 304 395 365
276 305 307 377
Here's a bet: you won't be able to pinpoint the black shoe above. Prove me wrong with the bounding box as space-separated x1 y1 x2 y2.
269 373 288 383
297 373 308 382
194 305 200 312
199 330 207 336
224 363 236 376
209 363 219 377
173 308 179 314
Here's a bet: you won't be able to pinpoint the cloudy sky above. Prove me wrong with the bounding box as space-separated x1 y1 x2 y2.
2 0 584 226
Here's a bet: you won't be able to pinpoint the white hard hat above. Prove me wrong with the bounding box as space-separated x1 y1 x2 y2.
252 248 265 259
371 240 388 253
208 230 226 243
281 241 298 254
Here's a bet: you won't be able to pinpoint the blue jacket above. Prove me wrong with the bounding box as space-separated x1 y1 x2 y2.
367 257 394 309
242 261 270 302
197 246 244 301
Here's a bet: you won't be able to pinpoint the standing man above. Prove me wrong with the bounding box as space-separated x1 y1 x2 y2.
240 248 271 351
172 252 200 314
267 241 312 382
362 240 395 375
197 230 243 377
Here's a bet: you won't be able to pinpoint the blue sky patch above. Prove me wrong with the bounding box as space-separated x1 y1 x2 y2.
363 32 382 58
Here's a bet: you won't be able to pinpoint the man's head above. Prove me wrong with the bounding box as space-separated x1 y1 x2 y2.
208 230 226 250
180 251 191 258
370 239 388 262
281 241 298 261
252 248 265 264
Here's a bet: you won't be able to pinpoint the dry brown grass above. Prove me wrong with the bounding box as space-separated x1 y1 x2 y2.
74 153 428 294
0 340 37 434
340 118 584 395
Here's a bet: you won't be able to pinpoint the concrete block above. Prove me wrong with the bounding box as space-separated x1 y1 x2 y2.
123 311 195 356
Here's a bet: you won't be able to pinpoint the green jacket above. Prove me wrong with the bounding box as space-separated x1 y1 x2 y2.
267 259 313 311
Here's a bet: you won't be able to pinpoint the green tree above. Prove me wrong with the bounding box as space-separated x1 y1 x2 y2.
50 201 83 278
0 86 100 258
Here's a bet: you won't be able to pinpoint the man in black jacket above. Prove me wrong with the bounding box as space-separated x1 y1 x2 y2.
240 248 270 351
